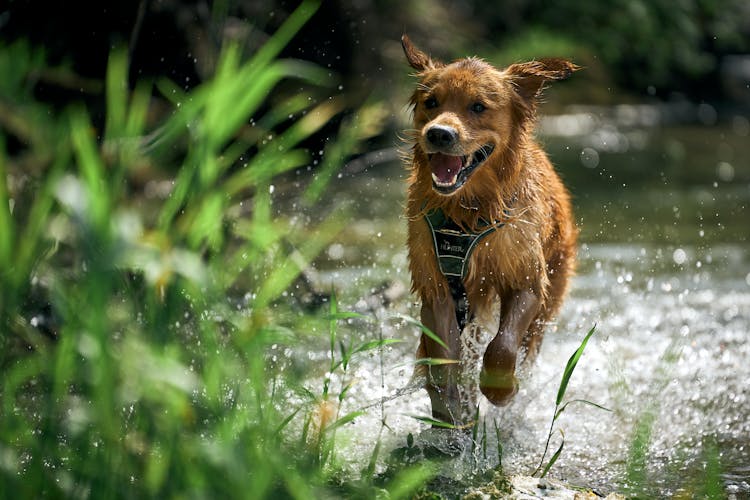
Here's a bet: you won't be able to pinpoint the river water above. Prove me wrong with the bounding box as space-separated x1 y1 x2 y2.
295 102 750 497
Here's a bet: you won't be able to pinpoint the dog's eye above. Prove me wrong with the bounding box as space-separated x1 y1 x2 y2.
424 96 438 109
471 102 486 113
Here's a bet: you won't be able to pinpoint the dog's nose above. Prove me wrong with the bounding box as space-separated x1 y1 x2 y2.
426 125 458 149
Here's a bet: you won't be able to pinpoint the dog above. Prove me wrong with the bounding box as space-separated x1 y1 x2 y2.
401 35 579 426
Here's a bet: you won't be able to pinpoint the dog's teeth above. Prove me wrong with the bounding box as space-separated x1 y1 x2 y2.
432 173 458 187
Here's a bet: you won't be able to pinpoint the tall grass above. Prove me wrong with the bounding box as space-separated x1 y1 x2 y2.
0 2 433 498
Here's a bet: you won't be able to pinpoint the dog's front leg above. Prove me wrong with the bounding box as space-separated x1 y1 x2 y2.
480 289 540 406
419 295 464 425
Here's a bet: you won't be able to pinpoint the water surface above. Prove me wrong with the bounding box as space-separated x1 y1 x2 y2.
296 104 750 497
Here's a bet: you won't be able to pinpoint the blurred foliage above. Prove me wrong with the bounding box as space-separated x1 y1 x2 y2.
413 0 749 99
3 0 748 113
489 0 750 96
0 2 433 497
369 0 749 101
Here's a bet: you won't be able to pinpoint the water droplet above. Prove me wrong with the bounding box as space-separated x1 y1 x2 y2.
673 248 687 265
716 162 734 182
328 243 344 260
732 115 749 136
580 147 599 168
697 103 717 125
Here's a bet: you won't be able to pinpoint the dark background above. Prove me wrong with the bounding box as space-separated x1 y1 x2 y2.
3 0 749 108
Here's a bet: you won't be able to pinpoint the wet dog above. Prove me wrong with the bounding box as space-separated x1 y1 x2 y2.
402 35 579 425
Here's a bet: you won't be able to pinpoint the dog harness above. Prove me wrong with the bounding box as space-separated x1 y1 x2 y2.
424 207 504 331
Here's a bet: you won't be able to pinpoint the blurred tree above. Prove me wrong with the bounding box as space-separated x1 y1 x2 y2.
459 0 750 99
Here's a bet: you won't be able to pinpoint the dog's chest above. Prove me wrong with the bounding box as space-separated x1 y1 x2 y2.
423 208 501 280
423 208 529 288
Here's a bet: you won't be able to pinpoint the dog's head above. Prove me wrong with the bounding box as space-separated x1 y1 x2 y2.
402 34 578 195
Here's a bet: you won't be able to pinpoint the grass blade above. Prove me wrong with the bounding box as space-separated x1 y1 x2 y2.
69 108 109 233
411 358 458 366
409 414 459 429
105 47 128 140
125 80 152 138
0 139 13 269
391 313 447 349
494 419 503 468
329 287 338 368
625 409 656 490
351 338 402 355
365 433 383 478
252 215 345 310
274 408 302 437
555 399 611 420
556 324 597 406
303 103 386 203
540 430 565 478
244 0 321 75
535 325 602 477
324 410 364 433
224 149 310 196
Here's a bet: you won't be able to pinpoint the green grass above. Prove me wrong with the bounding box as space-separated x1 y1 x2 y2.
533 325 609 478
0 2 434 498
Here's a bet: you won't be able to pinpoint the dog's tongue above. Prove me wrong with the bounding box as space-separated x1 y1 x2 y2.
430 153 463 184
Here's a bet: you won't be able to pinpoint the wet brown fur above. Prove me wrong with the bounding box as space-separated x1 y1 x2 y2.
402 35 579 424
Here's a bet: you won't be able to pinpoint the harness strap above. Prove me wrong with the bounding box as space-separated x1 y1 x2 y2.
424 208 504 330
446 275 470 331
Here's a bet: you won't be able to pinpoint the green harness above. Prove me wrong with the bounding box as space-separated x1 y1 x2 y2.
424 208 504 330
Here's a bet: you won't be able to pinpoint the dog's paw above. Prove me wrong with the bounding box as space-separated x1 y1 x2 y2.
479 368 519 406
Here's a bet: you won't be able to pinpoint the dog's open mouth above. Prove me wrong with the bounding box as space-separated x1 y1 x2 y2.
428 144 495 194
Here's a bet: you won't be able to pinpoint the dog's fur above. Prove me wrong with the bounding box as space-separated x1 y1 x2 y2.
402 35 579 425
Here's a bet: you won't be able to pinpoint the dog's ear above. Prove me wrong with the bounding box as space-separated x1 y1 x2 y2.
506 58 580 100
401 34 443 71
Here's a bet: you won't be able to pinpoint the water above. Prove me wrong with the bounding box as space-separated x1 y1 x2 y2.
297 104 750 497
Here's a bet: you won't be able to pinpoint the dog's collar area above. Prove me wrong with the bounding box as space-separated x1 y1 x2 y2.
424 207 505 330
